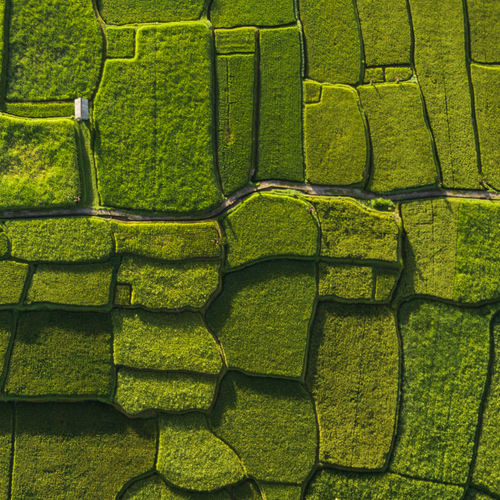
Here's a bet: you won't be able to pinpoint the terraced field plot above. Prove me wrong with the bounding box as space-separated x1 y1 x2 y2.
1 0 500 498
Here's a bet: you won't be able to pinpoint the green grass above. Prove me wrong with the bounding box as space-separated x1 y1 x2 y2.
0 404 12 500
122 474 232 500
0 115 80 210
97 0 207 24
259 484 301 500
300 0 361 84
210 0 295 27
113 309 222 374
304 80 322 103
5 102 74 118
207 260 316 378
356 0 412 66
157 412 245 492
312 197 401 263
374 268 399 302
26 262 114 306
305 469 465 499
472 315 500 494
0 231 7 258
216 53 255 195
390 300 491 483
307 302 399 469
112 221 221 260
114 368 217 414
7 0 102 101
385 66 413 82
94 22 223 214
209 371 317 483
318 262 373 300
408 0 479 189
364 67 384 83
12 402 156 499
106 27 136 59
395 198 459 301
466 490 495 500
359 83 437 193
118 256 220 309
471 64 500 189
114 284 131 305
5 217 113 263
256 27 303 182
0 313 12 380
467 0 500 63
0 260 28 305
222 193 318 270
455 200 500 302
4 311 113 398
215 28 256 54
232 481 262 500
305 84 367 186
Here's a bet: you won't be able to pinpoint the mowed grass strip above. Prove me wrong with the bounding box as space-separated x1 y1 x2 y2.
390 300 491 483
307 302 399 469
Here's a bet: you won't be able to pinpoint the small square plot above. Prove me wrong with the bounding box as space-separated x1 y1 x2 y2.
106 27 136 59
114 283 131 306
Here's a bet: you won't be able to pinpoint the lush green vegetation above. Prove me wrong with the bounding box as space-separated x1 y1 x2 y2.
112 221 221 260
256 27 303 182
94 22 223 214
0 404 12 499
0 230 7 258
467 0 500 63
4 102 74 118
300 0 361 84
385 66 413 82
232 481 262 500
472 315 500 494
305 85 367 186
4 311 113 398
260 484 302 500
0 313 12 380
106 27 136 59
0 115 80 210
26 262 114 306
222 193 318 270
312 198 400 263
207 260 316 378
97 0 207 24
215 28 256 54
305 469 465 499
216 53 255 195
396 199 459 301
318 262 372 300
209 371 317 483
5 217 113 262
307 302 399 469
359 83 438 192
114 368 217 414
408 0 479 189
7 0 102 101
118 256 220 309
471 64 500 189
122 474 232 500
12 402 156 499
391 300 491 483
356 0 411 66
113 309 222 374
210 0 295 27
0 260 28 305
157 412 245 492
